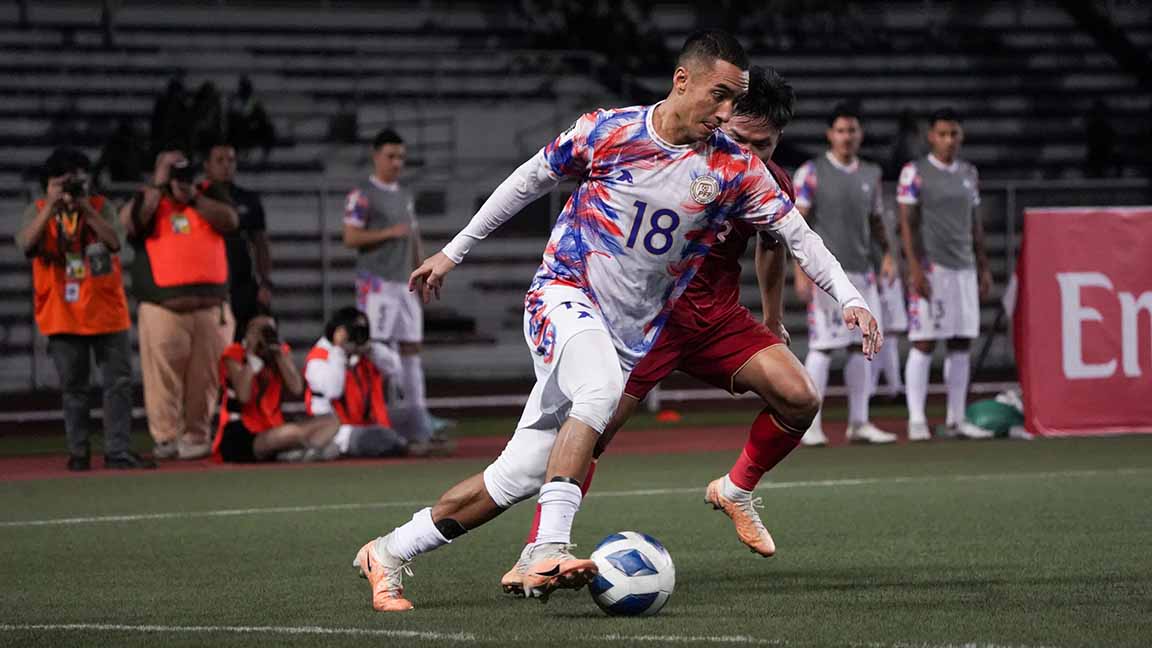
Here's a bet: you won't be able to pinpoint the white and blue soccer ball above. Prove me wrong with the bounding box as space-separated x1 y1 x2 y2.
589 531 675 616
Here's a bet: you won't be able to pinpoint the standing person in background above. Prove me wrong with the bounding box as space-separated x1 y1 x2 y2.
121 151 238 460
15 148 154 471
897 108 994 441
793 103 897 446
202 140 273 339
343 129 447 451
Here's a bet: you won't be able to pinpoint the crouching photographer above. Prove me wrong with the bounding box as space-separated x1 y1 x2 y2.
303 307 409 457
213 310 341 462
15 148 154 471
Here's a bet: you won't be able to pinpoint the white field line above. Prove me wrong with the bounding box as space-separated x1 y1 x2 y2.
0 624 1063 647
0 623 475 642
1 467 1147 530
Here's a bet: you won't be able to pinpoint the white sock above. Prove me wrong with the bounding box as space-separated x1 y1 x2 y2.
720 474 753 502
879 335 904 395
905 347 932 425
944 351 971 426
845 352 870 426
333 424 353 454
533 481 582 546
804 349 831 429
399 353 427 411
384 507 449 562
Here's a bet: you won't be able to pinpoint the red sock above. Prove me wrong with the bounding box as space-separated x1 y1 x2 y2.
728 408 802 491
525 459 598 544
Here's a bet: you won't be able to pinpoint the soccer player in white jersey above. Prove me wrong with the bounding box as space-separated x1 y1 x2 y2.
352 31 880 612
897 108 993 441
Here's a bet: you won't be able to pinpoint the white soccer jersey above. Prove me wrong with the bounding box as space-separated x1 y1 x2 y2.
443 103 866 369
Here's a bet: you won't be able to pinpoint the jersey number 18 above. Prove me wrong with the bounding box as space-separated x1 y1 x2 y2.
625 200 679 255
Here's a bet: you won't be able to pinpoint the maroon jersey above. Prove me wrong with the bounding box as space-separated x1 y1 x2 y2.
670 159 796 331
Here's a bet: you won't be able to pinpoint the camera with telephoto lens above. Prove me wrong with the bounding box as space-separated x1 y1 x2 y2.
260 325 280 346
348 323 371 346
62 177 88 198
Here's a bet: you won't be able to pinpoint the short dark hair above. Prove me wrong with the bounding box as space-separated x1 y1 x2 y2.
677 30 749 71
929 107 962 127
372 128 404 149
41 147 91 189
734 66 795 130
324 306 366 342
827 101 863 127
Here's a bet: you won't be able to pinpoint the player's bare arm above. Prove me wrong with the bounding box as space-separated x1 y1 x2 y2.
754 233 789 344
971 205 993 299
870 209 895 281
899 202 930 299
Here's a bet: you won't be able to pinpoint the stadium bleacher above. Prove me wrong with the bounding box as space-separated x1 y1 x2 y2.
0 1 1148 393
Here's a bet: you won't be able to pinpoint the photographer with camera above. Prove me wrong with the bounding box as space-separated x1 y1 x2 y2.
15 148 155 471
213 309 341 463
120 149 237 461
303 307 410 457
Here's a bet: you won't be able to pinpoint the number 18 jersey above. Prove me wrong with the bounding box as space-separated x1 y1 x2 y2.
528 103 795 370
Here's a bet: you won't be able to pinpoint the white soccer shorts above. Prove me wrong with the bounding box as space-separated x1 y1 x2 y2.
357 276 423 344
907 265 980 341
806 271 884 351
877 275 909 334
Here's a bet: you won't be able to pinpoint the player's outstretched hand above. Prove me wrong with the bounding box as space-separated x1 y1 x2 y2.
843 306 882 360
409 252 457 304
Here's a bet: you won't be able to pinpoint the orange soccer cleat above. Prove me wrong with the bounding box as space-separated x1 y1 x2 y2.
353 537 414 612
705 478 777 557
519 543 598 603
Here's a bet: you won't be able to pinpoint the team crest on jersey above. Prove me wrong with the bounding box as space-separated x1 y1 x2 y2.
690 175 720 205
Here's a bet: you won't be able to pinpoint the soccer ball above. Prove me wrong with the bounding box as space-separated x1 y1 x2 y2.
588 531 675 616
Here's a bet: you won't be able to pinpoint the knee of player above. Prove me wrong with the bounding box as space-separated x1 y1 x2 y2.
482 461 545 509
773 375 821 424
569 373 624 434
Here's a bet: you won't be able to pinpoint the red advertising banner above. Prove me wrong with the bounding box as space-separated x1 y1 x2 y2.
1016 206 1152 436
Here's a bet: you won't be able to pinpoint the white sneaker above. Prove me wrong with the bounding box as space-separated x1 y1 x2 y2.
154 441 178 459
907 421 932 442
847 422 898 444
177 438 211 460
1008 426 1034 441
951 421 994 440
801 422 827 447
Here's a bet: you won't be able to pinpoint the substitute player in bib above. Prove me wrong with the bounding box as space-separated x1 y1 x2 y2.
897 108 994 441
343 129 441 448
501 67 820 594
353 31 879 612
793 103 898 446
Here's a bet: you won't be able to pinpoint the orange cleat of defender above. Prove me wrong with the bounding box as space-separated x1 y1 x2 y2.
705 478 777 557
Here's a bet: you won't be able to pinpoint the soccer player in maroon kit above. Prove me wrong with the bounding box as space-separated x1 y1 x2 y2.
503 66 823 594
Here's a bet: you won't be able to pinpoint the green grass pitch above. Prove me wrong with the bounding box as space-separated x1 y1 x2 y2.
2 432 1150 647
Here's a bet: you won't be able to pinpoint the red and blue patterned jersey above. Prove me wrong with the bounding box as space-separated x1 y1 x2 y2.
527 103 795 369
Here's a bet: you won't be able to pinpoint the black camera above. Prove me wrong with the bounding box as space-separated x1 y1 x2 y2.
348 323 371 346
260 325 280 346
62 177 88 198
169 159 197 183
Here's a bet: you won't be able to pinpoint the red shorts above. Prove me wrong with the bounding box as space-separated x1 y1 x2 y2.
625 306 784 400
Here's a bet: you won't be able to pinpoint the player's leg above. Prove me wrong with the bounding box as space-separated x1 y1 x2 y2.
802 287 848 446
670 308 815 555
506 356 657 596
844 279 897 444
394 280 443 443
905 268 941 441
943 267 989 438
520 328 623 600
873 277 908 398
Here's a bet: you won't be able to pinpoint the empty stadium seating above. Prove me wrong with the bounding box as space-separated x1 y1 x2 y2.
0 1 1148 394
